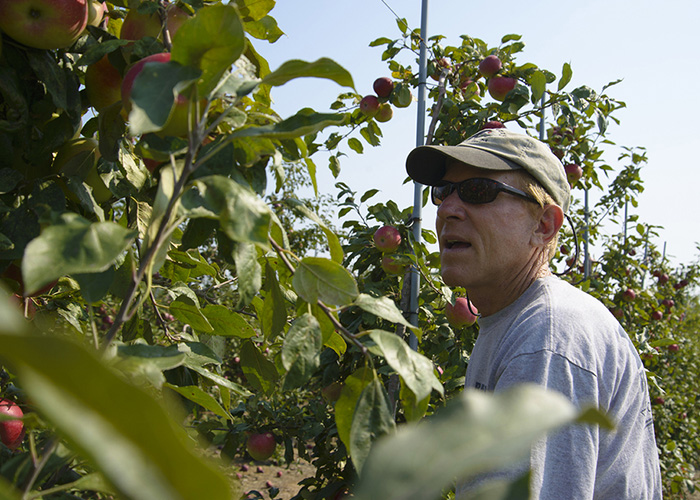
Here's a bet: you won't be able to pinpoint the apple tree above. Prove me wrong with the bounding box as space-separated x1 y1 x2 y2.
0 2 697 500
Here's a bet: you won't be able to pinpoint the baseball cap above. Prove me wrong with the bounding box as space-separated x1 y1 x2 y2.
406 128 571 213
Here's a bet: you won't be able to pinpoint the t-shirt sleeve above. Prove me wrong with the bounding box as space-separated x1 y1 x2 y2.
495 350 599 500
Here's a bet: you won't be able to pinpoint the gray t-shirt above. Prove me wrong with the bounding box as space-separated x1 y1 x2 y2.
458 275 662 499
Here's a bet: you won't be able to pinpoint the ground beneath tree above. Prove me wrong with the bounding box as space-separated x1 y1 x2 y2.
228 456 317 499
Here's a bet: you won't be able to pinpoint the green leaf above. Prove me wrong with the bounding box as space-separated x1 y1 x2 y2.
180 175 271 247
347 137 364 154
262 262 287 341
0 333 235 500
236 0 275 21
335 367 375 451
527 70 546 104
293 257 358 306
128 61 201 136
74 266 115 304
558 62 573 91
202 305 257 338
261 58 354 90
369 330 443 401
171 4 245 96
353 384 606 500
22 215 137 296
233 242 262 307
187 364 253 399
284 198 344 263
239 340 279 394
165 384 232 420
230 108 347 141
349 376 396 475
354 294 418 332
113 343 187 388
400 380 430 422
169 295 214 334
243 16 284 43
281 313 323 390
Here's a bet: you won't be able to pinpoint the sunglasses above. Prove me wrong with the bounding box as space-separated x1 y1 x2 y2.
431 177 539 206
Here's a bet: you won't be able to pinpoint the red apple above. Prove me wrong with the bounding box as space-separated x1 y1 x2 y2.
653 397 665 405
478 55 502 78
373 225 401 252
246 432 276 461
0 0 88 50
564 164 583 186
375 103 393 122
560 244 570 255
359 95 380 117
621 288 636 302
668 344 680 352
373 77 394 98
651 310 663 321
481 120 505 130
610 308 624 320
658 273 669 285
445 297 478 328
85 54 123 112
487 76 516 101
661 299 674 309
120 5 160 40
0 399 24 451
380 254 406 275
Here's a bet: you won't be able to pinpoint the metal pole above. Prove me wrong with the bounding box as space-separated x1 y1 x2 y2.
408 0 429 350
584 188 590 278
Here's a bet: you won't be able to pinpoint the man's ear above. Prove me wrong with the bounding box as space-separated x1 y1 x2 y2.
532 204 564 247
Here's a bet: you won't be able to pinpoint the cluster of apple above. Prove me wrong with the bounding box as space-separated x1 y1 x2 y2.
477 55 517 102
358 77 407 122
547 127 584 187
373 225 407 275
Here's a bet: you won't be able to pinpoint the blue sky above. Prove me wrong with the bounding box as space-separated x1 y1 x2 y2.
255 0 700 269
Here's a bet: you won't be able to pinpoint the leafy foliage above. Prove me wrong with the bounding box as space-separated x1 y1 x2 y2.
0 2 698 500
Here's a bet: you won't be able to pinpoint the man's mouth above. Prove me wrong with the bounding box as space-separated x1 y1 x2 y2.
444 239 471 250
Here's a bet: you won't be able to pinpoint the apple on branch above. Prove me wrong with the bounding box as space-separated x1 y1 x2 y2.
374 103 393 122
487 76 516 101
246 432 276 461
120 3 188 41
0 399 24 451
445 297 478 328
373 77 394 98
373 225 401 253
85 54 123 112
359 95 380 117
564 163 583 186
0 0 88 50
478 55 502 78
381 254 406 275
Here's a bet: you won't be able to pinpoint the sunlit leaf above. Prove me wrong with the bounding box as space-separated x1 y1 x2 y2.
0 333 235 500
281 313 323 390
171 4 245 96
22 215 136 296
369 329 443 401
261 58 354 90
354 294 418 332
293 257 358 306
353 384 608 500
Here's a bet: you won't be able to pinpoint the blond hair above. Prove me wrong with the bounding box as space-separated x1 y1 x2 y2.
510 170 560 261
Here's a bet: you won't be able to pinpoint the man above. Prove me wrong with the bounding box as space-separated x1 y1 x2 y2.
405 128 662 499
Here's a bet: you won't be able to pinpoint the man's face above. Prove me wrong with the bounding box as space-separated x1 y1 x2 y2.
435 161 541 291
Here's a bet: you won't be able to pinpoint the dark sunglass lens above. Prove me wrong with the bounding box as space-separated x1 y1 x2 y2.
431 184 453 205
458 178 499 204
